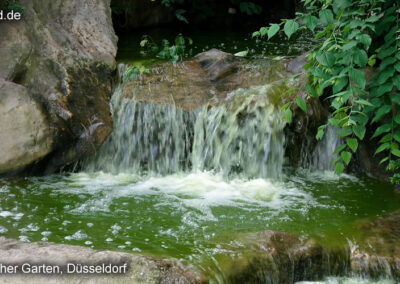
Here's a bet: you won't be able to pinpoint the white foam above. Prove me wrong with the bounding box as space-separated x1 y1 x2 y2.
54 171 317 226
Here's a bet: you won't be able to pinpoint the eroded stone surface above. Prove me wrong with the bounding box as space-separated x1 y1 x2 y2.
350 210 400 280
0 238 201 284
0 0 117 175
209 230 348 283
0 79 53 173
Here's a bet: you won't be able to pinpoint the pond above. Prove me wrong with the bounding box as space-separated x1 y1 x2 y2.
1 27 399 283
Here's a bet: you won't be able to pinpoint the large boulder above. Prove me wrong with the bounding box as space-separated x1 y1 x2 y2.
0 79 53 173
0 0 117 175
0 238 201 283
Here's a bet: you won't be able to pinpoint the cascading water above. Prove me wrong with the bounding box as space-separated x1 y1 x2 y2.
1 62 399 283
301 124 342 171
85 64 286 179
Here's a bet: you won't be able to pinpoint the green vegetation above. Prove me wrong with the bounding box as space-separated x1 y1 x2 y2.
140 34 193 63
256 0 400 180
0 0 25 12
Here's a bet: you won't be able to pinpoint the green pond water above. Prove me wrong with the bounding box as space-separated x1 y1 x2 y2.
0 170 399 275
1 28 399 283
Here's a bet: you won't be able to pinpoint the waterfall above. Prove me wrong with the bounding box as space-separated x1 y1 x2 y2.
84 64 286 179
302 124 342 171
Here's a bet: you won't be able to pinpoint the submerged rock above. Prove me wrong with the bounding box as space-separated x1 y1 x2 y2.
0 238 201 284
350 210 400 280
0 0 117 175
209 230 348 283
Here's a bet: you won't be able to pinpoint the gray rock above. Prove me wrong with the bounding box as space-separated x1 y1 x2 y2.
0 0 118 175
0 238 201 284
0 79 53 173
210 230 348 283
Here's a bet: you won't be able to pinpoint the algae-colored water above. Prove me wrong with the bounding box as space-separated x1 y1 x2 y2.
0 170 399 270
1 28 399 283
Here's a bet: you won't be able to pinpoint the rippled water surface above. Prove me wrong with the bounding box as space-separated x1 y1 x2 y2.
1 170 399 266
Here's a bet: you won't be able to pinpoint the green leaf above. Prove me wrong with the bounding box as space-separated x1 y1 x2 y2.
333 0 351 11
268 24 280 39
366 15 380 23
380 57 397 70
372 105 392 123
349 68 366 89
316 125 327 140
377 68 395 84
304 15 318 31
379 157 389 164
333 76 348 93
234 50 249 57
341 151 352 165
281 102 291 111
357 34 372 49
338 127 352 137
375 142 390 155
355 99 373 107
395 62 400 73
296 97 307 113
346 138 358 153
395 114 400 124
378 46 397 59
371 82 394 97
260 27 268 37
353 124 366 140
252 31 260 37
393 94 400 105
392 75 400 90
335 162 345 175
353 49 368 67
316 51 336 67
284 20 299 39
319 9 334 25
372 123 392 139
392 148 400 158
283 109 293 123
342 41 358 51
368 55 376 67
306 84 318 98
140 39 148 47
333 144 347 155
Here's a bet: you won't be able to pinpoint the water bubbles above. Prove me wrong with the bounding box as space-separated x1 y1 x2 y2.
19 235 29 242
64 230 88 241
110 224 122 235
106 238 113 242
19 223 39 233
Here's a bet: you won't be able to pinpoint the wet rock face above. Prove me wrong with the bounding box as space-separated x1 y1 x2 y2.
350 210 400 280
0 238 201 284
211 230 348 283
0 0 117 175
0 79 53 173
122 49 328 165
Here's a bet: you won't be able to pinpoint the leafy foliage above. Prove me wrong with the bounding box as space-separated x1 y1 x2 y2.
0 0 25 12
140 34 193 63
259 0 400 179
122 65 151 83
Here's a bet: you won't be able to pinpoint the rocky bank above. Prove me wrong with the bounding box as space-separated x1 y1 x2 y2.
0 0 117 175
